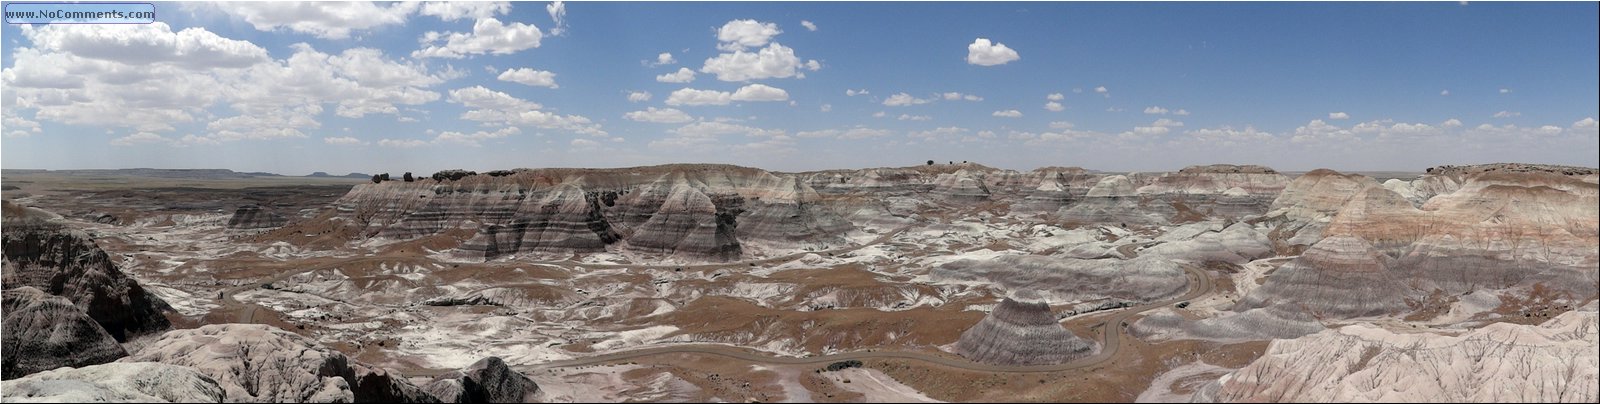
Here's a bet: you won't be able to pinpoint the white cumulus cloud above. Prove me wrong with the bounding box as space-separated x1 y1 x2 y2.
378 138 428 148
435 126 520 147
447 86 604 136
942 92 983 101
323 136 366 145
716 19 781 51
1329 112 1350 120
3 111 42 138
1132 126 1170 136
672 121 784 137
624 107 694 124
413 18 542 59
664 84 788 106
420 2 509 21
1152 118 1185 127
992 110 1022 118
731 83 790 101
665 88 731 106
202 1 417 39
908 126 969 140
1184 126 1273 143
883 93 931 107
797 127 892 140
110 132 170 146
966 38 1019 66
8 24 450 140
546 1 567 36
498 68 558 88
656 67 697 83
800 20 817 31
653 52 676 66
700 43 805 81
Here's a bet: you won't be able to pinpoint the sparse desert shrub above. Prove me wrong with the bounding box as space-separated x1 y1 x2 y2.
823 360 863 372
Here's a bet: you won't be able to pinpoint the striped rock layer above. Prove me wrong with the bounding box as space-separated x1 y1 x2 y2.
956 298 1097 366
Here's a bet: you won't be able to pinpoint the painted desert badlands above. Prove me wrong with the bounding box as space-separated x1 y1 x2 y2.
1 162 1596 402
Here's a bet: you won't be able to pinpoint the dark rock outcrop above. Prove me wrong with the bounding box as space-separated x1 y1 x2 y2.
422 356 540 403
2 287 128 380
227 204 288 230
1424 163 1599 178
823 360 864 372
956 297 1096 366
351 364 442 403
1 221 172 342
92 213 120 225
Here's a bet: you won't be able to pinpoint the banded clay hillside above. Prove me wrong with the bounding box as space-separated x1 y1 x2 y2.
2 162 1596 403
316 164 853 262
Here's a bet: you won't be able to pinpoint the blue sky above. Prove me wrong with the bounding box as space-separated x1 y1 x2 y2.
3 1 1596 175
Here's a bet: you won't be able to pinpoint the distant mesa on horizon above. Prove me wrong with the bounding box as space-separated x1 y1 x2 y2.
0 168 280 180
0 168 377 180
305 172 372 179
